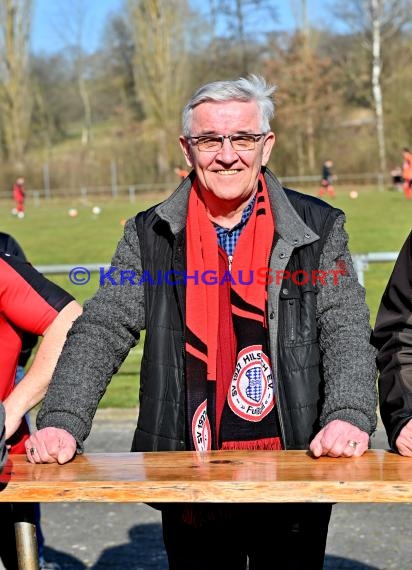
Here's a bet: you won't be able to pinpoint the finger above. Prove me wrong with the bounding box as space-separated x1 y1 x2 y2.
309 434 324 458
326 439 350 458
37 434 70 463
317 426 343 456
318 434 341 458
36 441 61 463
309 441 323 458
25 441 39 464
340 443 357 458
352 444 367 457
396 437 412 457
398 446 412 457
339 435 368 458
57 441 76 464
342 439 366 457
310 428 341 457
30 446 41 462
27 432 61 463
37 429 76 464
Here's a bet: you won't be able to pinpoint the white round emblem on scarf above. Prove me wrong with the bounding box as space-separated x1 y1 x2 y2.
192 400 211 451
228 345 275 421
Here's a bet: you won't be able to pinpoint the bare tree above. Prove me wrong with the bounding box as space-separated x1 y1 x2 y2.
101 14 138 119
299 0 316 171
53 0 93 146
218 0 278 75
370 0 386 177
0 0 32 164
333 0 412 179
127 0 191 178
265 0 331 173
265 28 342 176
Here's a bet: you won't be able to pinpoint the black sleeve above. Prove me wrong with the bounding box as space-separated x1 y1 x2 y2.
371 231 412 450
0 236 37 366
1 253 74 314
0 232 27 260
18 333 39 367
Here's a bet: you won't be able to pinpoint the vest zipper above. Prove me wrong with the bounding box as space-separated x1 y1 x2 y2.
288 299 295 342
269 235 287 448
228 254 233 272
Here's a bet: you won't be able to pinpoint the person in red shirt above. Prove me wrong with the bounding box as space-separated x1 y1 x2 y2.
0 252 82 570
401 148 412 200
0 232 71 569
12 177 26 219
174 166 190 180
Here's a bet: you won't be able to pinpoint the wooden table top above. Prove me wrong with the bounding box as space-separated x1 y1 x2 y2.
1 449 411 503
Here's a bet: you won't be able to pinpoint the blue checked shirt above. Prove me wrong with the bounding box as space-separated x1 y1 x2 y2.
214 194 256 257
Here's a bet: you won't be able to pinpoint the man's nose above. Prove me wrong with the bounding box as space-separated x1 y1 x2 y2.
217 137 237 160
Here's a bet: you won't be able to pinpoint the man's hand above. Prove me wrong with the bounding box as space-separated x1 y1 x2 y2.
395 419 412 457
310 419 369 458
25 427 76 464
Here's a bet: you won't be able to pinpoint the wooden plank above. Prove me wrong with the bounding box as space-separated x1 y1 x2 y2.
1 450 411 503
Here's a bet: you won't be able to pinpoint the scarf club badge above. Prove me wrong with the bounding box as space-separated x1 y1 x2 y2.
192 400 211 451
228 345 275 421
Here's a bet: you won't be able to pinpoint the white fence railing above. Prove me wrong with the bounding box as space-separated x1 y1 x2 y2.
352 252 399 286
0 172 394 203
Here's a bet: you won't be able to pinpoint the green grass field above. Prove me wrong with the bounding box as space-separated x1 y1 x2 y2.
1 184 410 408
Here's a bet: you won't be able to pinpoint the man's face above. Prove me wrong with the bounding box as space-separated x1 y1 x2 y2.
180 100 275 208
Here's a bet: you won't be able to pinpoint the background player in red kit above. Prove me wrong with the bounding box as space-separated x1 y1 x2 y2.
12 177 26 219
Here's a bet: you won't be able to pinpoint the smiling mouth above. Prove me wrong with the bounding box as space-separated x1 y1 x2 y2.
216 170 239 175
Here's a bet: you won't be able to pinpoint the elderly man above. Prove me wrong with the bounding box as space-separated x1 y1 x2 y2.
27 75 377 570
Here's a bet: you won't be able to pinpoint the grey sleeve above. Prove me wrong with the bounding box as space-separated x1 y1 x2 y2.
36 217 145 448
0 402 7 471
316 214 378 434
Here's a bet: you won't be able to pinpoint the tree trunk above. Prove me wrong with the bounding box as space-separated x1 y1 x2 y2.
78 73 92 146
0 0 32 164
371 0 387 181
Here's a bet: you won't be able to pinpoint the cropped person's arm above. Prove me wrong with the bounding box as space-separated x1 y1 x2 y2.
4 300 82 439
371 231 412 454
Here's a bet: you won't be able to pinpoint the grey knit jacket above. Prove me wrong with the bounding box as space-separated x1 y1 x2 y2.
37 169 378 448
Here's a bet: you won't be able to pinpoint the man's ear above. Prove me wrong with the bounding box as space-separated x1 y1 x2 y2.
262 132 276 166
179 136 194 168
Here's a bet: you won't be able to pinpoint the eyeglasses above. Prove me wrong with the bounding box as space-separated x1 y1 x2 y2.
188 133 266 152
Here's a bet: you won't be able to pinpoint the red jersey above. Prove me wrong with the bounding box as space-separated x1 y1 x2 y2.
0 253 74 453
12 183 25 202
402 152 412 181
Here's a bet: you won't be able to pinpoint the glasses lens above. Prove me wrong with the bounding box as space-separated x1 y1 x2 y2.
230 134 258 150
196 137 222 151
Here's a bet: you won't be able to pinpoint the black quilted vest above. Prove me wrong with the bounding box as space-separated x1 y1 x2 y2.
131 184 341 452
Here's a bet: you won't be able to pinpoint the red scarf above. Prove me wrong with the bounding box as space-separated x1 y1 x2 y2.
185 175 282 451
